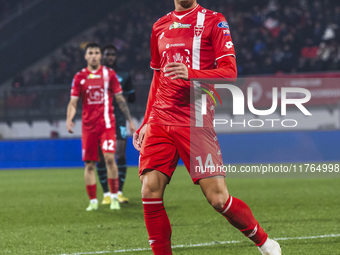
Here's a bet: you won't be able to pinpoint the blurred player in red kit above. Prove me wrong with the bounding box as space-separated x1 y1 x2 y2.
66 43 135 211
133 1 281 254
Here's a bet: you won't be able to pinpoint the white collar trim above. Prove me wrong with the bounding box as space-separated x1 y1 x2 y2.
173 4 199 20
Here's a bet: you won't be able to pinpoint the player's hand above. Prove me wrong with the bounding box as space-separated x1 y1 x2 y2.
66 120 74 134
129 120 137 135
133 124 148 151
133 132 140 151
164 62 189 80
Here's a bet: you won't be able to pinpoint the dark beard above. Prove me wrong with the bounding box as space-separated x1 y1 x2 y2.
90 64 99 70
178 0 194 9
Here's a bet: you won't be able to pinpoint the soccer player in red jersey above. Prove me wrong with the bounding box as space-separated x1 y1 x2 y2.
133 1 281 254
66 43 136 211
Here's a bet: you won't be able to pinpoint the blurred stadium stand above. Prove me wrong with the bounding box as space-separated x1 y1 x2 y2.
0 0 339 125
1 0 340 167
2 0 339 86
0 0 130 85
0 0 40 26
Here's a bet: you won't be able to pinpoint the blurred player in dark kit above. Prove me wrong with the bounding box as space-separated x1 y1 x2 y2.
96 45 136 205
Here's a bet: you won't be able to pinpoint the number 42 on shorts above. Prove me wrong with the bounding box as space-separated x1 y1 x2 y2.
102 140 115 151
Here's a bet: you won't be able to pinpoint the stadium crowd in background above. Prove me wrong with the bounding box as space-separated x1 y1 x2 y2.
10 0 340 88
0 0 36 24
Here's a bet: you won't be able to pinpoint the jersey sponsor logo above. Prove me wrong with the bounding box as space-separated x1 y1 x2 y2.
169 21 191 30
87 74 101 79
223 29 231 36
217 21 229 29
86 86 104 105
166 43 185 49
225 41 234 49
173 53 183 63
194 25 205 37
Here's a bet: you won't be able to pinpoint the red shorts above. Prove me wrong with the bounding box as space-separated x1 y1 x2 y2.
82 127 116 161
139 123 225 184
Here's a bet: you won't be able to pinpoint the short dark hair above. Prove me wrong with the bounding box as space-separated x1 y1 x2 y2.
84 42 101 53
102 44 117 53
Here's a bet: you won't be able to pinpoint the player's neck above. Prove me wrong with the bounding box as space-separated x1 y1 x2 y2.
174 2 197 13
87 64 101 72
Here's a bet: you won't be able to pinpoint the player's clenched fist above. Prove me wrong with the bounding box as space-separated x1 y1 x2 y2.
164 62 189 80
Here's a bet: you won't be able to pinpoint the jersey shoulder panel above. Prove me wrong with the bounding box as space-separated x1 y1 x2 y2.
71 72 80 86
73 71 80 79
153 13 172 33
213 12 230 27
203 10 228 24
76 69 88 79
199 6 219 15
154 11 172 25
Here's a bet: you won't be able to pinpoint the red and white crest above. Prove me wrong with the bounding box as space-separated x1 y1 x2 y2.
194 25 205 37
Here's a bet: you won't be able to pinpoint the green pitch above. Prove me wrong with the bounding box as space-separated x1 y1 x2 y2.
1 166 340 254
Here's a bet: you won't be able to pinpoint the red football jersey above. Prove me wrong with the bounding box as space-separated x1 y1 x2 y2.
148 4 236 127
71 66 122 131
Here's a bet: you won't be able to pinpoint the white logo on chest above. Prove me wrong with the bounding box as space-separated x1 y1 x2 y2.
173 53 183 63
86 86 104 105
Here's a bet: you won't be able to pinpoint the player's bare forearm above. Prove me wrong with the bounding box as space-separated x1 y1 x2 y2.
66 97 78 133
115 94 132 121
66 98 77 121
